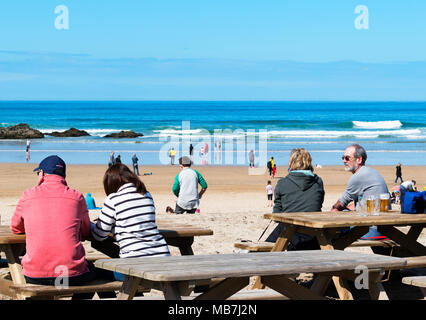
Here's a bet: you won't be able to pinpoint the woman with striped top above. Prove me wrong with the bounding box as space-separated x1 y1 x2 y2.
92 164 170 259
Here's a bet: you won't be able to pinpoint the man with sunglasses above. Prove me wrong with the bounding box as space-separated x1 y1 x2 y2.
331 144 391 243
331 144 390 213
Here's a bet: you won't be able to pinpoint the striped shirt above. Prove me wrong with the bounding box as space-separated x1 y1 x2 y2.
91 183 170 258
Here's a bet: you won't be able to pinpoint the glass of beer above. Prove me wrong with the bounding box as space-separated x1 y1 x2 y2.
380 193 390 212
367 195 378 215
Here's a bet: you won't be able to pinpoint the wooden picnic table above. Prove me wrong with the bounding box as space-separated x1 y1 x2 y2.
0 222 213 299
258 211 426 298
94 250 407 300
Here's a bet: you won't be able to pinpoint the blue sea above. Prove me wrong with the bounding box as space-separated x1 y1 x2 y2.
0 101 425 166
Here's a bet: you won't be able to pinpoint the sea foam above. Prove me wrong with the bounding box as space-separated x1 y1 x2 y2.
352 120 402 129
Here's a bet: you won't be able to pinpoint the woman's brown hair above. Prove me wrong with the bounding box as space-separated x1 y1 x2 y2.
103 163 148 196
288 148 314 172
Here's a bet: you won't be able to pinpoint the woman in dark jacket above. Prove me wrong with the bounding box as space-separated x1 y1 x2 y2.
265 148 324 250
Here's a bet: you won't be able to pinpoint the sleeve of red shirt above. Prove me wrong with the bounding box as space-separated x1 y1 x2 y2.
11 196 26 234
79 195 91 238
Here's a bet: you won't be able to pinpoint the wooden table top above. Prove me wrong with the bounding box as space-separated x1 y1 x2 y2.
94 250 407 282
264 211 426 229
0 222 213 245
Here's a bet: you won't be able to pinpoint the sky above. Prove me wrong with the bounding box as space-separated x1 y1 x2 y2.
0 0 425 100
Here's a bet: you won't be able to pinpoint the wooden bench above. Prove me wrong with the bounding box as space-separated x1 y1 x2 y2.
234 239 399 252
9 280 149 300
401 276 426 299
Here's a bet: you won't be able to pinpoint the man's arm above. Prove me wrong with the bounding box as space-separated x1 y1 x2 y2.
172 173 180 197
10 196 26 234
195 170 208 199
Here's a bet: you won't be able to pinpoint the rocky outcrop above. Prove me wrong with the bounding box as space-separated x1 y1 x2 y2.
46 128 90 137
104 130 143 138
0 123 44 139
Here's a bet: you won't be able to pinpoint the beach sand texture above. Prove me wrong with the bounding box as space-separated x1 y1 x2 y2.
0 163 425 299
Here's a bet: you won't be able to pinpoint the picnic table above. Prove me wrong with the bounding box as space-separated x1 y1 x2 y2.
257 211 426 298
0 222 213 299
94 250 407 300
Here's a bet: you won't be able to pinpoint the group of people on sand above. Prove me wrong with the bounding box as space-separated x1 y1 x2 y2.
10 152 208 288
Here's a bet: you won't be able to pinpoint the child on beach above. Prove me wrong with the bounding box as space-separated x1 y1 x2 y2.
266 181 273 207
272 164 277 179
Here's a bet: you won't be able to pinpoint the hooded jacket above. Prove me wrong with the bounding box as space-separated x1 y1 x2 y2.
273 171 324 213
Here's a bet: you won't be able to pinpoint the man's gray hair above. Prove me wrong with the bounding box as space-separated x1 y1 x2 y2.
349 144 367 165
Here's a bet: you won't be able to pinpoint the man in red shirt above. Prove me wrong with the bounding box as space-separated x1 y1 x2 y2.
11 155 96 286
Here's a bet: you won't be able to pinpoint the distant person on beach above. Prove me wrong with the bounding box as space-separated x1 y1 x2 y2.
331 144 391 245
115 155 122 164
189 144 194 159
169 148 176 165
171 156 208 214
272 164 277 179
267 157 274 178
264 148 324 250
92 164 170 263
395 163 403 184
248 150 255 168
108 152 115 168
266 180 273 207
25 139 31 162
132 153 140 176
85 193 101 210
11 155 103 286
401 180 417 192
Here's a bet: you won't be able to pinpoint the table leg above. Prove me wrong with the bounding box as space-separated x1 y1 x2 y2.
262 275 326 300
0 244 26 300
117 276 142 300
310 275 332 296
252 224 296 289
368 269 389 300
313 230 354 300
195 277 249 300
165 237 195 256
162 282 183 300
378 225 426 256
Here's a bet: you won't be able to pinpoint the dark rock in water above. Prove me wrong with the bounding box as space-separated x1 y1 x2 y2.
0 123 44 139
46 128 90 137
104 130 143 138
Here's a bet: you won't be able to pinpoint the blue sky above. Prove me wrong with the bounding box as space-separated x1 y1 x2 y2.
0 1 425 100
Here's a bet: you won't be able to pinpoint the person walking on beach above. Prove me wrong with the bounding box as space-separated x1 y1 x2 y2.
248 150 255 168
272 164 277 179
267 157 274 178
189 144 194 160
10 155 105 286
172 156 208 214
266 180 273 207
108 152 115 168
395 163 403 184
25 139 31 162
132 153 140 176
169 148 176 165
115 155 122 164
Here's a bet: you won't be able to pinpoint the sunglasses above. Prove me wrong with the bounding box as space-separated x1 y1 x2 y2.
35 169 41 175
341 155 353 161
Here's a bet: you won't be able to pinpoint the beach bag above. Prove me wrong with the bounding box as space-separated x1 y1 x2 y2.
402 191 426 214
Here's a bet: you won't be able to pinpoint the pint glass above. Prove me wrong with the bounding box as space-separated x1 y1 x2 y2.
380 193 390 212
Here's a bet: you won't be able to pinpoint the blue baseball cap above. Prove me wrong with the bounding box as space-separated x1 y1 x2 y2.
33 155 66 177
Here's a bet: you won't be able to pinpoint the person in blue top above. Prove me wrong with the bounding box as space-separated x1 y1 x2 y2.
85 193 101 210
132 153 140 176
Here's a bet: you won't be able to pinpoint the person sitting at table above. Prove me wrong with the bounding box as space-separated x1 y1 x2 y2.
264 148 324 250
91 163 170 280
11 155 106 286
331 144 391 244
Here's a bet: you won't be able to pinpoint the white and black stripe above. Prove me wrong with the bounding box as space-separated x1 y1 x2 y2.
92 183 170 258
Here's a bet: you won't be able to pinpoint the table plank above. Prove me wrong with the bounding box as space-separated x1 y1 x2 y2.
95 250 406 282
264 212 426 229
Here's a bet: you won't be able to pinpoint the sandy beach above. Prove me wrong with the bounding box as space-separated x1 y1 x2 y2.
1 163 425 299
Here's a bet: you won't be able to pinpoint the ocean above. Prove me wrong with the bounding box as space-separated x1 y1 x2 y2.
0 101 425 166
